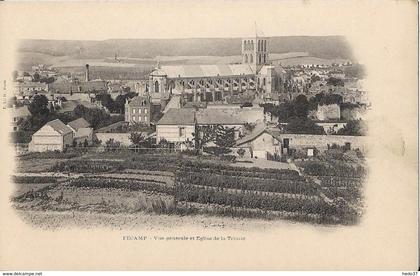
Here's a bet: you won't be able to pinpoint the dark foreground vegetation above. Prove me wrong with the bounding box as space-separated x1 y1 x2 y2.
13 152 364 226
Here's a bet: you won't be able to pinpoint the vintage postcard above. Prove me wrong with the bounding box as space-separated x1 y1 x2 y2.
0 0 417 271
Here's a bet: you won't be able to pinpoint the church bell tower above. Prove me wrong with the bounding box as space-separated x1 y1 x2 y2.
242 24 268 74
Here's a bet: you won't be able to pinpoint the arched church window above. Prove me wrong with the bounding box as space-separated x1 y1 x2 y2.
258 54 261 64
154 81 159 93
245 55 248 63
263 78 266 86
250 54 253 63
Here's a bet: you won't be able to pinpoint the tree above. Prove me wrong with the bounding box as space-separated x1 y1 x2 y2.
114 92 137 114
335 119 367 136
40 76 55 84
293 94 309 118
284 117 325 135
72 104 111 129
205 125 236 156
327 77 344 86
96 93 115 112
192 125 217 150
29 94 49 117
129 132 146 146
105 138 121 151
32 72 40 82
311 74 321 83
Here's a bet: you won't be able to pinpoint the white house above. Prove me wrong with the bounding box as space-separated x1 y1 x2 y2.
67 118 93 145
28 119 74 152
235 123 282 159
156 108 196 144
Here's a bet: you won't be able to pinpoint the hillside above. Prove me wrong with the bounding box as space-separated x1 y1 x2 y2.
18 36 354 61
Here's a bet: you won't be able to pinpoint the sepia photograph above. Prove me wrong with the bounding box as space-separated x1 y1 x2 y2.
0 0 417 272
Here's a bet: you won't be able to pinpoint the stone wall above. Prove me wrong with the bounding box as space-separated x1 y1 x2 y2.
95 133 131 146
276 134 367 152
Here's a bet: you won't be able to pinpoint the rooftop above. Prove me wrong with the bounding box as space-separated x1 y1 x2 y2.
67 117 90 131
128 96 150 107
150 64 255 79
45 119 73 135
196 109 247 125
157 108 196 125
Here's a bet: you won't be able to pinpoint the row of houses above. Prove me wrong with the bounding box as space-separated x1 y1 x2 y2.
28 118 93 152
156 106 265 144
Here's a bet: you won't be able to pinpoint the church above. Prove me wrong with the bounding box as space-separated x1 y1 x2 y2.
144 31 287 107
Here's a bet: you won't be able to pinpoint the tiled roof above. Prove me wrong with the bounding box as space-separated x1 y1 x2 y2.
162 95 181 113
196 109 246 125
151 64 255 79
67 118 90 131
128 96 149 108
157 108 195 125
45 119 73 135
236 123 267 145
236 123 281 146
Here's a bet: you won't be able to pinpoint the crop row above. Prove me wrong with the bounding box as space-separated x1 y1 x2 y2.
12 176 58 184
300 161 366 178
179 160 301 179
174 183 336 215
322 187 362 203
177 172 318 196
319 176 364 188
67 177 173 195
52 160 124 173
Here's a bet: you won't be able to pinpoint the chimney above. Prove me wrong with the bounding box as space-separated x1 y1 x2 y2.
85 64 90 82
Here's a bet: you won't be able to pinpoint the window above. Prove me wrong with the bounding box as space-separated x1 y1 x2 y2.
144 108 148 114
245 55 248 63
144 116 148 122
132 116 136 122
138 116 142 122
250 54 253 63
263 78 266 86
154 81 159 93
179 127 186 137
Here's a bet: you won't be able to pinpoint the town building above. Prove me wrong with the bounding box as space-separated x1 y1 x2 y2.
73 127 94 145
28 119 74 152
235 123 282 159
13 82 47 95
67 118 91 133
124 95 151 125
11 105 31 131
156 108 196 144
313 103 341 121
145 30 286 107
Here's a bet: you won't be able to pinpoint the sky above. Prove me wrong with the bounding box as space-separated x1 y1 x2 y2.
0 0 368 41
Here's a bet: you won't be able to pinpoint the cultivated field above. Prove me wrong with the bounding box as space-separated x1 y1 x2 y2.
11 150 365 229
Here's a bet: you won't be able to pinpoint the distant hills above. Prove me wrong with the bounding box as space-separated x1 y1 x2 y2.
19 36 354 61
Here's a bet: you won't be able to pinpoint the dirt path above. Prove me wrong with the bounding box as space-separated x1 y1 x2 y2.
15 209 332 231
